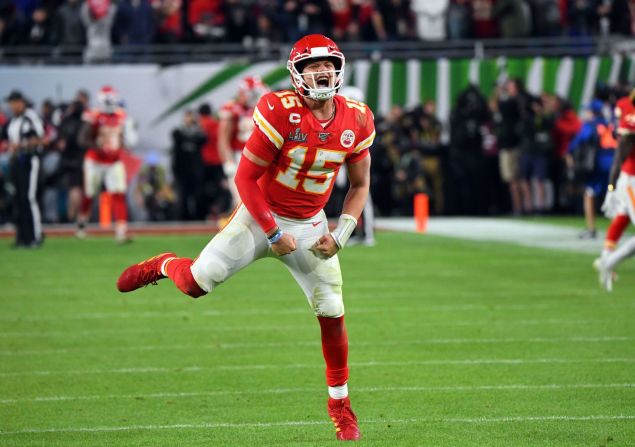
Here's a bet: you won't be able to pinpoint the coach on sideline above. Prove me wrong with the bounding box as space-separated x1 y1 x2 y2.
1 90 45 248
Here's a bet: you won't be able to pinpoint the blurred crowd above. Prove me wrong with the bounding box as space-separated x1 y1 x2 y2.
368 78 633 225
1 0 634 61
1 78 633 230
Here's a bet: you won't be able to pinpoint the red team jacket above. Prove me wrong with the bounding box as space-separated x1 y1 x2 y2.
82 108 127 164
244 90 375 219
615 96 635 175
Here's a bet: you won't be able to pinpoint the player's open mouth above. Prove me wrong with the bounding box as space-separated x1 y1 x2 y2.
316 77 330 88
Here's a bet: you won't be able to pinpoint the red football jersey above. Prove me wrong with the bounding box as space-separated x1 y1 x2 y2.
219 100 254 152
245 90 375 219
615 96 635 135
82 108 127 163
615 97 635 175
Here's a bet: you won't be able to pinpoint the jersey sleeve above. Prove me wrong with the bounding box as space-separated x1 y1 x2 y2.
246 94 286 162
347 106 375 164
616 99 635 135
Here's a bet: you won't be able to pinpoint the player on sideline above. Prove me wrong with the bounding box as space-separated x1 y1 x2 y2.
116 34 374 441
76 86 137 243
594 88 635 292
218 76 270 208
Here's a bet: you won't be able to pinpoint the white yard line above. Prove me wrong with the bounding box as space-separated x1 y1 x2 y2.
1 358 633 378
0 303 575 323
1 383 633 405
0 336 631 357
376 217 606 254
1 415 634 435
0 319 610 339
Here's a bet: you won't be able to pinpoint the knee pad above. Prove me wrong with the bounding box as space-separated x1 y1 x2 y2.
312 285 344 318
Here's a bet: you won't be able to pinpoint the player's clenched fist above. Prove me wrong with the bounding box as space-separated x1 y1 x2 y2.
310 234 339 259
271 233 297 256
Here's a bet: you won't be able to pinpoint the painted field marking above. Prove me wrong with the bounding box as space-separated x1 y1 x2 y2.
0 336 632 357
1 383 633 405
1 358 634 377
1 415 634 435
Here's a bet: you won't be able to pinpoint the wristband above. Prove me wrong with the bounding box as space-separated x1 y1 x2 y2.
330 214 358 249
267 228 283 244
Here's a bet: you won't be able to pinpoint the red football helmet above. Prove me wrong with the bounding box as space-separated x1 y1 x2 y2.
287 34 345 101
238 76 269 108
97 85 120 114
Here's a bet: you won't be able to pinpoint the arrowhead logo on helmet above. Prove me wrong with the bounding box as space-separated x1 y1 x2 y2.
286 34 345 102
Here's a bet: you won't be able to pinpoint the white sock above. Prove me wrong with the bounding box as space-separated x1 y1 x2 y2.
606 236 635 271
160 257 176 277
328 384 348 399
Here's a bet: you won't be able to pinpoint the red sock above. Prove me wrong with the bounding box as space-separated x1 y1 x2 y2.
606 214 630 249
164 257 206 298
79 196 93 216
318 316 349 387
111 193 128 222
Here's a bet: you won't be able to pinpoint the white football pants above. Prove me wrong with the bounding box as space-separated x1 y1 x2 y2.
191 204 345 317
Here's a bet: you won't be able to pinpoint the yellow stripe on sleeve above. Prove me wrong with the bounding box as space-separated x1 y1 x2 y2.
353 130 376 154
253 107 283 149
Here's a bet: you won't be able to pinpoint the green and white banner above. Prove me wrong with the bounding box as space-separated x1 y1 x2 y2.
1 55 633 154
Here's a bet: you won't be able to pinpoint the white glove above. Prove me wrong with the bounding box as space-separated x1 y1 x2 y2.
223 161 237 177
601 190 620 218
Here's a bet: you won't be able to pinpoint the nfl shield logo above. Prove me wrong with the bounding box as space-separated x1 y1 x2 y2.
318 132 330 142
340 129 355 148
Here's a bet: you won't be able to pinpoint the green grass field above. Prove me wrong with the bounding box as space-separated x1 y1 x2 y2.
1 229 635 446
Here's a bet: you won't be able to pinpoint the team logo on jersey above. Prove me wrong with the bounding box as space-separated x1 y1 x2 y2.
288 127 307 142
318 132 330 142
340 129 355 148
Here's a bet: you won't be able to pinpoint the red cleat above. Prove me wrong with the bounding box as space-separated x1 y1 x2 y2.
116 252 176 292
328 396 360 441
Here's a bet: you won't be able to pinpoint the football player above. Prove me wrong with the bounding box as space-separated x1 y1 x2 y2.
218 76 269 208
117 34 374 441
77 86 137 243
594 88 635 292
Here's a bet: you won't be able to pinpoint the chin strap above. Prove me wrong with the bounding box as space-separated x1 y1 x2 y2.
330 214 358 249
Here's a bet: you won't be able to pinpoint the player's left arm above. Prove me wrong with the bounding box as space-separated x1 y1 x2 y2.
608 134 635 189
312 108 375 259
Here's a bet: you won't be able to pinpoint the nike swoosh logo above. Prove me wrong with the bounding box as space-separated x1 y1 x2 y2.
311 222 322 227
267 100 274 111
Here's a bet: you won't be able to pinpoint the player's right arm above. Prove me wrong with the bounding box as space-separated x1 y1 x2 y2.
234 93 296 256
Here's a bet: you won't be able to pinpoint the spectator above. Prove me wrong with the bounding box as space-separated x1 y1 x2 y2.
113 0 155 45
198 103 229 218
449 84 491 215
375 0 413 40
528 0 561 36
283 0 332 42
518 95 555 214
371 106 402 215
567 99 616 238
552 96 581 212
411 0 448 40
447 0 472 39
412 100 445 214
597 0 633 36
0 1 22 45
471 0 498 38
81 0 117 62
51 0 85 48
56 98 87 223
171 109 206 220
493 0 532 38
351 0 387 41
495 78 528 215
136 153 177 221
566 0 595 36
22 6 52 45
188 0 225 42
152 0 182 43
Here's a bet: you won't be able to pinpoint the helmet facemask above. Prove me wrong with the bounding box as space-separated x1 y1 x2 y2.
288 54 345 101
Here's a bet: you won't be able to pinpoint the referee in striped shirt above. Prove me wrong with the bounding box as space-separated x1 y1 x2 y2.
1 91 45 248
